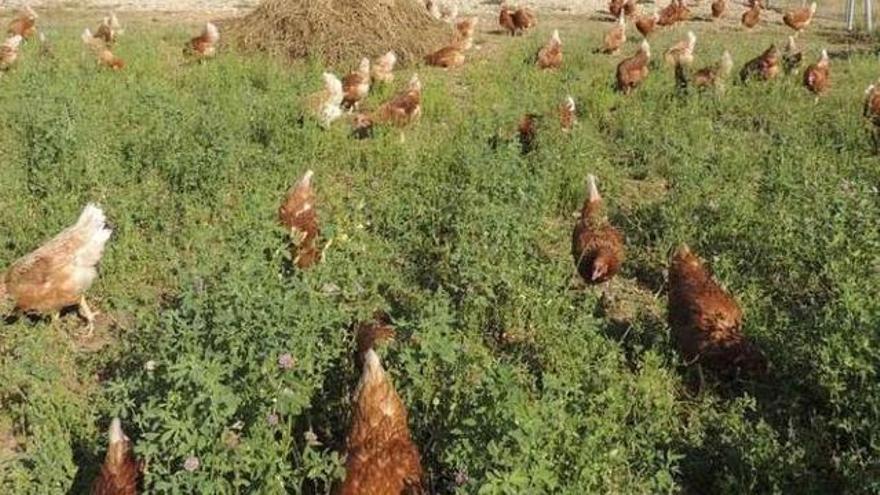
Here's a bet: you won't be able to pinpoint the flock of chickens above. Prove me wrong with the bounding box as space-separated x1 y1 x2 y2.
1 7 221 74
0 1 875 494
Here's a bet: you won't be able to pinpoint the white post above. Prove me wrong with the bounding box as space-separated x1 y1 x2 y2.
868 0 874 31
848 0 857 30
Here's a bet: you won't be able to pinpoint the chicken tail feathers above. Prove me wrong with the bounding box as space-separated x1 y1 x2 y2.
74 204 112 268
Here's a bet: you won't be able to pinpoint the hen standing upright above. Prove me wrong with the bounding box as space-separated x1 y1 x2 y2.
711 0 727 20
184 22 220 60
91 418 141 495
803 49 830 95
740 44 780 82
559 96 576 133
691 50 733 90
741 1 761 29
863 79 880 127
342 58 372 110
7 6 38 39
635 12 659 38
1 204 112 335
668 245 767 378
783 2 817 32
278 170 324 269
536 29 562 69
601 16 627 54
337 346 424 495
94 13 122 45
616 40 652 94
571 175 624 284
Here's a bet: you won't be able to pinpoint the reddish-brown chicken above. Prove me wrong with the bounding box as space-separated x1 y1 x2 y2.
863 80 880 127
601 16 627 54
616 40 651 94
342 58 371 110
518 113 539 155
336 348 424 495
352 74 422 136
740 44 780 82
635 12 659 38
658 0 689 25
560 96 576 133
803 49 830 95
783 2 817 32
691 50 733 90
623 0 639 17
499 4 517 35
425 45 465 68
609 0 625 18
94 13 122 45
668 245 767 377
536 29 562 70
741 1 761 29
571 175 624 284
82 29 125 70
1 204 111 334
513 6 537 32
7 6 37 39
184 22 219 60
711 0 727 20
91 418 141 495
278 170 324 269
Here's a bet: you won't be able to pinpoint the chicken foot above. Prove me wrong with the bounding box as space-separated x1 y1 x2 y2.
78 296 100 336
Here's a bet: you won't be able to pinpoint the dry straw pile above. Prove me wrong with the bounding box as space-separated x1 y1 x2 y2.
224 0 452 65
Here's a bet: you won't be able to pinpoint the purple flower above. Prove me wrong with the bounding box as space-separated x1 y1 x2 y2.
266 413 279 427
277 353 295 370
183 456 200 472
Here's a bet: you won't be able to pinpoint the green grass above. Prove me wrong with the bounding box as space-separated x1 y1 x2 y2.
0 12 879 494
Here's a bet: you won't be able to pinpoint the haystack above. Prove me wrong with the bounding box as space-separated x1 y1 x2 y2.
224 0 452 65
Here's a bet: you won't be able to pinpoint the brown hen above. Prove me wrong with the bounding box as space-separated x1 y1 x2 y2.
571 175 624 284
803 49 830 95
91 418 141 495
783 2 816 32
668 245 767 377
863 79 880 127
601 16 627 54
1 204 111 334
741 1 761 29
7 6 38 39
691 51 733 90
536 29 563 70
616 40 651 94
342 58 372 110
559 96 576 133
184 22 219 60
635 12 659 38
425 45 465 68
739 44 780 82
336 349 424 495
352 74 422 136
518 113 540 155
711 0 726 20
278 170 324 269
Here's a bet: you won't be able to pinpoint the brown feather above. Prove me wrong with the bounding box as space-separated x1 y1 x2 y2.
668 245 767 376
571 176 624 284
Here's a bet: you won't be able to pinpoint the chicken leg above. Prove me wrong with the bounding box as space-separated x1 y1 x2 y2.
79 296 99 336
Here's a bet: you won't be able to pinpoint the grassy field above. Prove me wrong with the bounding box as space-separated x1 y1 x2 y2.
0 9 879 494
